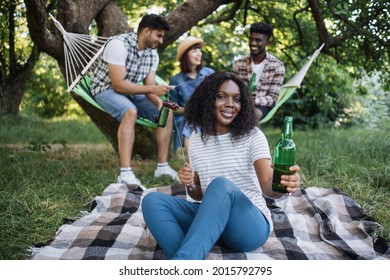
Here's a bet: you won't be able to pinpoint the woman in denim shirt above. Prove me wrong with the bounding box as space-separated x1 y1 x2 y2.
170 36 214 157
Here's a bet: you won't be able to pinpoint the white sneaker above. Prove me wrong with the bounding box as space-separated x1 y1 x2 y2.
154 165 179 181
117 170 142 186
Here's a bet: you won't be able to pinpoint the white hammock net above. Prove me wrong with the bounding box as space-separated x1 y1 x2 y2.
284 43 324 88
50 14 111 92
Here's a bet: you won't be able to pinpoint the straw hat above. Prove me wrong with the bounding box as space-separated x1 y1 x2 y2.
176 36 204 61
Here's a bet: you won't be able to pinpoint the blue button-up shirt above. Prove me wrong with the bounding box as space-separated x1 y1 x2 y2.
169 67 214 106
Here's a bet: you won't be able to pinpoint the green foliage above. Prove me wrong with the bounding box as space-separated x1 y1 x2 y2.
271 56 389 128
22 54 85 118
0 114 107 144
276 56 355 127
0 1 33 73
327 0 390 88
335 94 389 128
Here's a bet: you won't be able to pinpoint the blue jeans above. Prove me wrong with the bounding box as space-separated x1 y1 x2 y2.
142 177 270 260
94 89 159 122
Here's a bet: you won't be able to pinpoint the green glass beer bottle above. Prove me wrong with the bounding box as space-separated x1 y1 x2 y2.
249 73 256 94
272 116 296 193
157 94 169 127
157 106 169 127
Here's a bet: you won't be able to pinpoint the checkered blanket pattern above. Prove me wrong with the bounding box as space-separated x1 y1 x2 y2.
31 183 390 260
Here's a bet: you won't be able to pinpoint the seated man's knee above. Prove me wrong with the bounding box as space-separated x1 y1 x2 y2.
119 109 137 128
124 108 137 119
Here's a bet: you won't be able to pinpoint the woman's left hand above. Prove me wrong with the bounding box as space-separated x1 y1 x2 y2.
281 164 301 194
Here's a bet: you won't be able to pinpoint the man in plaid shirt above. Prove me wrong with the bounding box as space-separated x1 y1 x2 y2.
90 14 178 186
233 22 285 121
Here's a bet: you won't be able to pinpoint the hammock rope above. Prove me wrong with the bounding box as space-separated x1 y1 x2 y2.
50 14 111 92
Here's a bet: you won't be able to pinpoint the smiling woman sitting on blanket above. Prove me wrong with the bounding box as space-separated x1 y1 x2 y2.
142 71 301 260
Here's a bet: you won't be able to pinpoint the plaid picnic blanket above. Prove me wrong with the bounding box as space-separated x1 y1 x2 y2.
31 183 390 260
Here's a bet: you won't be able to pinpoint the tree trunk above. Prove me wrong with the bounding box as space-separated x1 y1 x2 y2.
70 91 119 151
0 52 40 116
0 1 41 116
0 86 24 115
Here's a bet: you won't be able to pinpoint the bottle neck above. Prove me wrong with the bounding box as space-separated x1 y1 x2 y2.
282 120 293 140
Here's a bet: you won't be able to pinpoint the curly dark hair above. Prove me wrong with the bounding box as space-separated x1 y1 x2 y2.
184 71 257 143
249 22 273 40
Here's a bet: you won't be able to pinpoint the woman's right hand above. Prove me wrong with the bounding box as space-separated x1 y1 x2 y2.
178 162 194 186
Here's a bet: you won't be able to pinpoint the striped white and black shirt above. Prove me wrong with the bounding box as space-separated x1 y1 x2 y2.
188 127 273 230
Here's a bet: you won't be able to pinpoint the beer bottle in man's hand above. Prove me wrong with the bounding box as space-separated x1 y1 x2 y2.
249 73 256 94
157 106 169 127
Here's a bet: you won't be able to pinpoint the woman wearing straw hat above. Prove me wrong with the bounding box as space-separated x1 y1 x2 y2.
169 36 214 158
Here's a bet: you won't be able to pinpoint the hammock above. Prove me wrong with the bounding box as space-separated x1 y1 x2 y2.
50 14 166 128
259 44 324 124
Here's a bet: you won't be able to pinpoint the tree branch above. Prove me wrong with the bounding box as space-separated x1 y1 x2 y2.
95 1 133 36
326 0 388 47
8 2 15 76
202 1 243 25
293 5 310 52
160 0 237 50
307 0 329 45
25 0 61 59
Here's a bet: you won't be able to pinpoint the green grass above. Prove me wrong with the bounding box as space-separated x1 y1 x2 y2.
0 114 389 259
0 114 107 144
